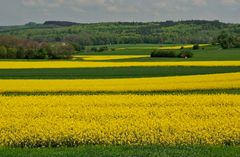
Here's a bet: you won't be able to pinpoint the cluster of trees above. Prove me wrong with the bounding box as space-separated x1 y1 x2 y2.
151 50 193 58
43 21 79 26
90 46 115 52
0 36 75 59
217 32 240 49
192 44 200 50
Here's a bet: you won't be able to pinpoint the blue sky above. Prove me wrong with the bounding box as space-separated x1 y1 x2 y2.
0 0 240 25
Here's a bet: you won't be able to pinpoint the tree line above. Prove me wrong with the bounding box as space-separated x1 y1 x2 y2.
1 20 239 49
217 32 240 49
0 36 75 59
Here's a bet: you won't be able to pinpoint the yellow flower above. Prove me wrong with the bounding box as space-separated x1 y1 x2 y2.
0 94 239 147
0 72 239 93
0 60 240 69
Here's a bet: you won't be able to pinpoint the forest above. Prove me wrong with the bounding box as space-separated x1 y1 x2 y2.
0 20 240 59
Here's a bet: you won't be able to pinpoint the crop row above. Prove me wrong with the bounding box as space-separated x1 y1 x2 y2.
1 61 240 69
0 72 239 93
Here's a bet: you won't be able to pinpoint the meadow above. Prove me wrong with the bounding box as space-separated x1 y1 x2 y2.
0 44 240 156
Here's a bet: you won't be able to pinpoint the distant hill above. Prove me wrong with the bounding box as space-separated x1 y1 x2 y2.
43 21 80 27
0 20 239 45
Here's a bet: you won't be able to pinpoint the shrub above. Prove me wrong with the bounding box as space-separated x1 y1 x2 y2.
192 44 200 50
0 46 7 59
211 42 217 46
36 48 48 59
7 48 17 59
91 47 98 52
16 47 26 59
24 49 37 59
151 50 177 58
233 36 240 48
98 46 108 52
217 32 234 49
48 43 75 59
178 50 194 58
91 46 113 52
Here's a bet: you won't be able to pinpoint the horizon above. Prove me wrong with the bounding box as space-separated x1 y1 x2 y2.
1 19 238 27
0 0 240 25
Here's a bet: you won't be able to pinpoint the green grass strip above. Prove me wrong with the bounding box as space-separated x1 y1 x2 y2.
0 66 240 79
0 145 239 157
1 88 240 96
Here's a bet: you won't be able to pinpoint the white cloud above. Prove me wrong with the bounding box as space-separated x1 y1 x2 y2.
21 0 139 12
1 0 238 25
192 0 207 6
21 0 65 8
221 0 240 5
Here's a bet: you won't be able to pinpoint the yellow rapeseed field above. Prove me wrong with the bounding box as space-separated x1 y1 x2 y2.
0 72 239 93
117 44 210 50
1 61 240 69
0 51 239 148
0 94 239 147
74 55 148 61
159 44 210 50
